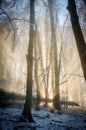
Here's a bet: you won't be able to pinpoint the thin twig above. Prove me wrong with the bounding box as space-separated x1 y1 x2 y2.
61 72 84 83
38 65 50 77
68 73 84 78
59 80 68 86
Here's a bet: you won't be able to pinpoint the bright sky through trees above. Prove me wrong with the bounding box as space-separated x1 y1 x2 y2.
58 0 68 25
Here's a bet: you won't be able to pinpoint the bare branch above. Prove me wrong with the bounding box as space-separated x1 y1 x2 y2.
59 80 68 86
11 1 16 8
38 65 50 77
5 29 12 40
67 73 84 78
0 7 16 51
11 18 29 23
61 72 84 83
42 0 48 7
0 7 14 29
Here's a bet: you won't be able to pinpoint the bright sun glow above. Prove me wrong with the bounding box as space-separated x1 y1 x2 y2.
40 102 45 107
47 102 54 110
48 91 53 100
47 91 54 109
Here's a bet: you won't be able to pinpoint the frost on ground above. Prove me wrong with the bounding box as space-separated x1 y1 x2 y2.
0 106 86 130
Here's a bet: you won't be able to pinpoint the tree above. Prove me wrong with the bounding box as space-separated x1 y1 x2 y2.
67 0 86 81
34 23 42 110
22 0 35 122
0 0 2 7
83 0 86 6
48 0 61 110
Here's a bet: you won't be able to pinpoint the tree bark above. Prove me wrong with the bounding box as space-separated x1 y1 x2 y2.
22 0 35 122
67 0 86 81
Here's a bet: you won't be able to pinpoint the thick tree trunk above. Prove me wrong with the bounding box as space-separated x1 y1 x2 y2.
67 0 86 80
48 0 61 110
83 0 86 6
0 0 2 7
22 0 35 122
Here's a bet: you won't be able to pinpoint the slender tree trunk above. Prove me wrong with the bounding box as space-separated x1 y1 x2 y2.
53 33 61 110
22 0 35 122
45 38 53 107
45 40 49 107
67 0 86 80
34 22 46 108
34 26 42 110
48 0 61 110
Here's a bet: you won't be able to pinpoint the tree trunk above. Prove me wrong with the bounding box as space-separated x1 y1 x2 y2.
67 0 86 80
22 0 35 122
83 0 86 6
34 25 42 110
48 0 61 110
34 22 46 109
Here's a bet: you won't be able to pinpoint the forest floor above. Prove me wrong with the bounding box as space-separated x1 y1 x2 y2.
0 105 86 130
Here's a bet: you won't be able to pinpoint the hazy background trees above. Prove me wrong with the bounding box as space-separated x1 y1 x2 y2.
0 0 86 113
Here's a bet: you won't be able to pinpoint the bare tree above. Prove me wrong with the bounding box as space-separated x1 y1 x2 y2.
22 0 35 122
34 23 42 110
48 0 61 110
67 0 86 81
